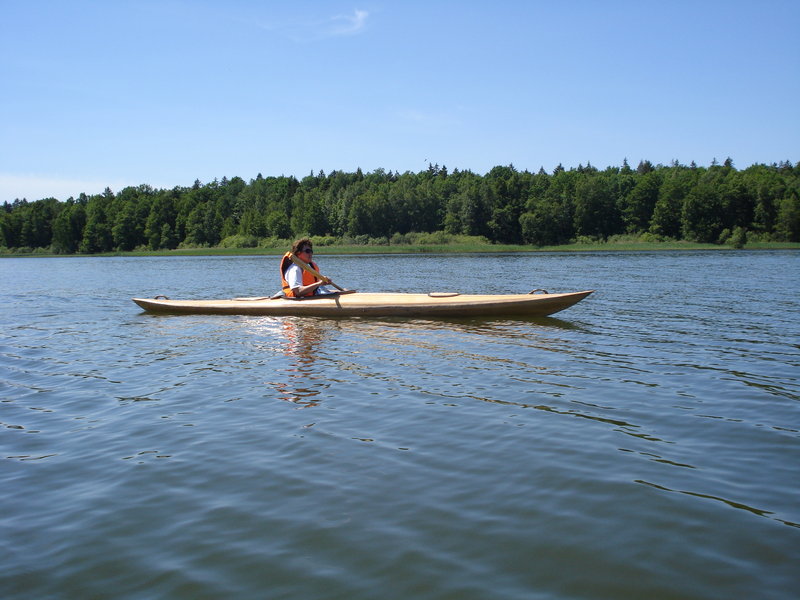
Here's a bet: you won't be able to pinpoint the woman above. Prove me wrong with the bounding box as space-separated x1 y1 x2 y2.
280 238 331 297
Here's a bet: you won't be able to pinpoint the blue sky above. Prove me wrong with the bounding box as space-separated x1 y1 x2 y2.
1 0 798 203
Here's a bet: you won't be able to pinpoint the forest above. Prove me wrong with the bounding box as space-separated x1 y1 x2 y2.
2 159 799 254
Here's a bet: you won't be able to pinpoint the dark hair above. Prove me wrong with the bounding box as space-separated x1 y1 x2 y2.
291 238 313 255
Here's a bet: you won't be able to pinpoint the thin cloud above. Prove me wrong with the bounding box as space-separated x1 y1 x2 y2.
329 9 369 36
0 173 140 203
258 9 369 42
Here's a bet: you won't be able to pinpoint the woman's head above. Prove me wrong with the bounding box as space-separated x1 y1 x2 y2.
291 238 313 257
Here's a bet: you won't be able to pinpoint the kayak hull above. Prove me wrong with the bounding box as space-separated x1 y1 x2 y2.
132 291 593 318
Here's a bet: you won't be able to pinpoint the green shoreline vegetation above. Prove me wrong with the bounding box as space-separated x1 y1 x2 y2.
2 159 798 257
4 235 798 258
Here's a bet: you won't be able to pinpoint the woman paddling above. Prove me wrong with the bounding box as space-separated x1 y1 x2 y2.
280 238 332 297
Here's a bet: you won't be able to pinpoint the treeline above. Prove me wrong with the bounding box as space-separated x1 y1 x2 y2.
2 159 799 254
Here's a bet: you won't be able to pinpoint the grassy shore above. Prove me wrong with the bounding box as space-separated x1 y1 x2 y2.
4 238 798 258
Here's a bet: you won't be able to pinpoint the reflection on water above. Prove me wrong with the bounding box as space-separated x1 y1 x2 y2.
270 318 331 407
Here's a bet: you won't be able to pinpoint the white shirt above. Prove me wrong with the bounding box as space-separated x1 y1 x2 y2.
284 263 305 291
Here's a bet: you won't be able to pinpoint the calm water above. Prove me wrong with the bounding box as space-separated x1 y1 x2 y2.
1 251 798 600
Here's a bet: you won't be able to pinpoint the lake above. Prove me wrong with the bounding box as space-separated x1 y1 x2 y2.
1 251 798 599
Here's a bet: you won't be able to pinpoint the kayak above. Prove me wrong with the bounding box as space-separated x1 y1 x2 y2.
132 290 593 318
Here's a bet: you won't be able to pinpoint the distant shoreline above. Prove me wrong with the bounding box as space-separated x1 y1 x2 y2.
3 240 798 258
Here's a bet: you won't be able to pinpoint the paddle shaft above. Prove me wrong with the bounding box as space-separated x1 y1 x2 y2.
289 253 347 292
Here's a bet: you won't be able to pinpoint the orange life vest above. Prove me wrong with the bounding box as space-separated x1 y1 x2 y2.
280 253 321 297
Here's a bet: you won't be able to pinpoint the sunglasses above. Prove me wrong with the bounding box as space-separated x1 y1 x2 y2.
299 247 313 253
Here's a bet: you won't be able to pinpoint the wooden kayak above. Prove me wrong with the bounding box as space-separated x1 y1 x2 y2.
132 290 593 318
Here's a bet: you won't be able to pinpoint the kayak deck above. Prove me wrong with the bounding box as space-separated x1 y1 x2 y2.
132 291 593 318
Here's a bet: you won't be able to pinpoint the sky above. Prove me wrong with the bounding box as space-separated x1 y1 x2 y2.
1 0 798 203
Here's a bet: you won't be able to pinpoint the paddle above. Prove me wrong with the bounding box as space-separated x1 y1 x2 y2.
288 253 354 294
